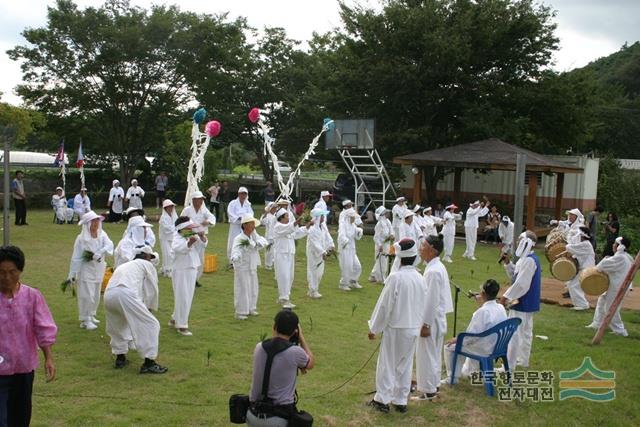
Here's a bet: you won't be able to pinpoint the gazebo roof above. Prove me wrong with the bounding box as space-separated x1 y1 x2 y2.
393 138 583 174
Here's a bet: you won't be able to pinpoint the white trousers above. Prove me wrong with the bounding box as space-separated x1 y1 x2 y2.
370 252 389 283
567 275 590 309
463 226 478 257
507 310 534 369
374 328 418 405
274 253 295 301
56 207 74 222
196 244 205 280
415 323 444 393
227 224 242 260
104 286 160 359
264 244 274 268
76 261 105 322
234 268 259 315
592 289 627 335
339 246 362 285
160 237 174 276
444 339 494 381
171 267 197 328
443 233 455 258
307 255 324 293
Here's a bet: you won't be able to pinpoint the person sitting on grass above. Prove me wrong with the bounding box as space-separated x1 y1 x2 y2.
442 279 507 384
247 310 314 426
104 246 167 374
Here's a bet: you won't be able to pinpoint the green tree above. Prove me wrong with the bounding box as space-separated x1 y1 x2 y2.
0 102 45 145
8 0 246 182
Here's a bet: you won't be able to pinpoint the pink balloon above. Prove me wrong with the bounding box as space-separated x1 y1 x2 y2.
248 107 260 123
205 120 222 137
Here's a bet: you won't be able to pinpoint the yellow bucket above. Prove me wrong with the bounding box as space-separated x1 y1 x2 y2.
203 254 218 273
101 267 114 293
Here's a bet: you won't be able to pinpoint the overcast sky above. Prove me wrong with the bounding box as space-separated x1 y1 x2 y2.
1 0 638 105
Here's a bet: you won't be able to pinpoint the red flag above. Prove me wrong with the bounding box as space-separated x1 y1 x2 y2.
76 142 84 168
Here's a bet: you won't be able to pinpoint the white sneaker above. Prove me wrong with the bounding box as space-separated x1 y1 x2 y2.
309 291 322 299
235 314 248 320
339 285 351 291
585 323 598 329
91 316 101 324
350 282 363 289
177 328 193 336
611 330 629 337
249 310 259 316
470 256 477 261
571 306 589 311
82 321 98 331
443 256 453 263
282 302 296 309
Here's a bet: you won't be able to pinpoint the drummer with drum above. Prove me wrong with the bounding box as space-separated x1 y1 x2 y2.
564 227 595 310
586 236 634 337
550 208 585 244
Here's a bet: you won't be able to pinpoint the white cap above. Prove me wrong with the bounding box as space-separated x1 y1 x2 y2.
162 199 175 208
264 202 275 212
566 208 582 217
131 179 138 185
128 216 152 228
412 205 422 213
238 186 248 194
320 190 332 197
423 206 432 213
112 179 120 186
240 214 260 226
55 186 63 191
404 211 415 219
134 245 158 259
276 208 288 219
375 206 388 216
342 199 353 207
396 196 406 203
125 206 143 215
502 216 511 223
80 187 87 192
191 191 205 199
78 211 104 225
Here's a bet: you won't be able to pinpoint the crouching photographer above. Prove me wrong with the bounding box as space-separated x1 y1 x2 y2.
231 309 314 426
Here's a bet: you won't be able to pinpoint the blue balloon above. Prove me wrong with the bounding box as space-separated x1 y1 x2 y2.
323 117 335 131
193 108 207 124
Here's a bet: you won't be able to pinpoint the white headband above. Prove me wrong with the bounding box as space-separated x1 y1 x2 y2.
515 232 535 258
176 220 195 231
393 240 418 258
615 236 626 253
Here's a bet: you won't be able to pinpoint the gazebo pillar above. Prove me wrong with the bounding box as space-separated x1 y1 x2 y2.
413 167 423 204
554 172 565 220
526 172 538 230
453 168 462 197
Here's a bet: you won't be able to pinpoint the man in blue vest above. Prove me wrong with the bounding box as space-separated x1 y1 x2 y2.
500 230 541 370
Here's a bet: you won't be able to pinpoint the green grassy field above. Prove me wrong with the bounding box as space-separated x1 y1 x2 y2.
9 209 640 426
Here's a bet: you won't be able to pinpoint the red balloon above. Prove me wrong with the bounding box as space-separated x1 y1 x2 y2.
205 120 222 137
248 107 260 123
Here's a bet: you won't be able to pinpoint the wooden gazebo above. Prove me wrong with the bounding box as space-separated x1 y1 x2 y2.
393 138 584 230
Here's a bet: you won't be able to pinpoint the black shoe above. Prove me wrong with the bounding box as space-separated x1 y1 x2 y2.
195 281 202 288
394 404 408 413
140 362 168 374
562 291 570 298
114 356 129 369
367 399 390 413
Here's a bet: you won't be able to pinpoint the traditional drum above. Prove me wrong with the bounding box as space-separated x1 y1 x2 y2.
545 229 567 263
580 267 609 296
551 256 578 281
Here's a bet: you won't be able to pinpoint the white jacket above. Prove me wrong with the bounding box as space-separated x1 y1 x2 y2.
105 258 159 310
230 230 268 270
172 233 207 270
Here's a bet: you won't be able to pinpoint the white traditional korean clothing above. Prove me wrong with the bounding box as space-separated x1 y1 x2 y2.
306 220 334 295
52 194 73 223
498 220 515 254
227 198 254 259
370 216 394 283
230 230 268 316
114 220 155 268
463 205 489 259
181 204 216 279
159 208 178 276
108 187 125 214
391 203 407 240
565 241 595 310
73 193 91 218
338 220 363 288
442 211 461 260
273 221 308 303
126 185 145 209
171 232 207 329
261 212 276 269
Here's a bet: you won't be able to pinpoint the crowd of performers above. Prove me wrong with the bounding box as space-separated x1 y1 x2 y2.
62 187 634 414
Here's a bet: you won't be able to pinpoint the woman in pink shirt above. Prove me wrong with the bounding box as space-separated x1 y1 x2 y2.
0 245 57 426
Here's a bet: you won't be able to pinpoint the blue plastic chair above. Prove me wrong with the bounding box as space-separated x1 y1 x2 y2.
449 317 522 397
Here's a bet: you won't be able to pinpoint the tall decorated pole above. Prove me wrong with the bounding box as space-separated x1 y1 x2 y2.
53 139 66 192
184 107 222 206
248 107 334 201
76 140 85 188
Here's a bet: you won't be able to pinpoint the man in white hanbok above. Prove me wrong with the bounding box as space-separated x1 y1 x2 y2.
273 208 310 308
443 279 507 383
181 191 216 281
399 211 424 243
125 179 145 210
170 217 208 336
159 199 178 277
104 246 168 374
367 239 427 414
498 216 515 255
442 204 461 263
113 216 155 268
422 207 443 238
338 209 364 290
369 207 394 284
551 208 585 244
227 186 254 261
67 211 114 330
52 187 73 224
500 230 541 369
565 226 595 310
463 200 490 260
414 235 453 400
586 236 634 336
230 215 268 320
108 180 125 222
338 199 354 229
73 188 91 219
306 208 335 299
260 202 278 270
313 190 332 223
391 196 407 240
